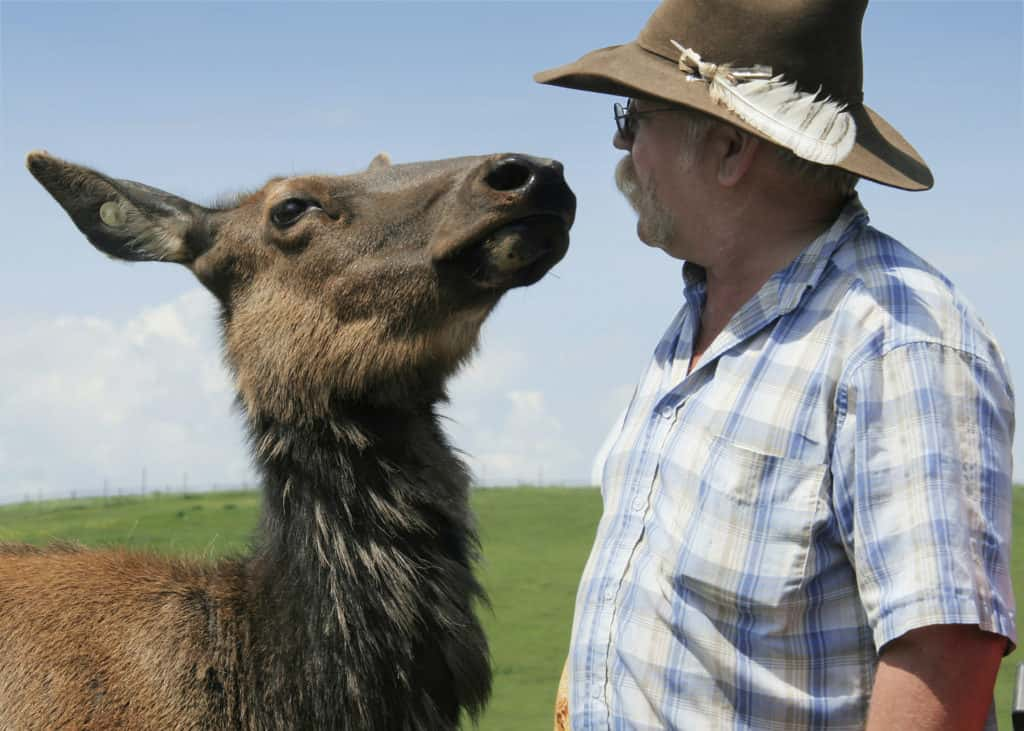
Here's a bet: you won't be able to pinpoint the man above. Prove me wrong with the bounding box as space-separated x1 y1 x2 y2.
535 1 1015 729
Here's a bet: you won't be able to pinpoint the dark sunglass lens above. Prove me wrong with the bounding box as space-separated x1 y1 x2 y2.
614 102 633 140
626 102 639 134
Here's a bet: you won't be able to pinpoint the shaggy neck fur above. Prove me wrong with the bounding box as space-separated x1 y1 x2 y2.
224 400 490 730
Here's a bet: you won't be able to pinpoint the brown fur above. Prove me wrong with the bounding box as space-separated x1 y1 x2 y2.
6 151 575 730
0 546 233 729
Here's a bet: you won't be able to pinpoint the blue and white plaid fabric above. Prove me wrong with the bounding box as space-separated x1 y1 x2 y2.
570 197 1016 729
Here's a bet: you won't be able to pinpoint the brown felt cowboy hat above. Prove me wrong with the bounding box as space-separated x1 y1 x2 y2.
535 0 933 191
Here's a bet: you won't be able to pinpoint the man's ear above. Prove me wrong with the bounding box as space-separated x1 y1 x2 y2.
714 127 761 188
26 150 214 264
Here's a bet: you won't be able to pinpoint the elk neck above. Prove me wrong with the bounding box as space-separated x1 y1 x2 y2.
237 398 491 728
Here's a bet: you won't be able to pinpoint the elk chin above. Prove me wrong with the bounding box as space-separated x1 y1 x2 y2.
452 214 570 291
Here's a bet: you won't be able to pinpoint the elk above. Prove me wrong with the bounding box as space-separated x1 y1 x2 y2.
1 150 575 730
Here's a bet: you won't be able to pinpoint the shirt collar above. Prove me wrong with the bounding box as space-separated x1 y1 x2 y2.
674 196 869 376
772 195 869 315
681 195 869 317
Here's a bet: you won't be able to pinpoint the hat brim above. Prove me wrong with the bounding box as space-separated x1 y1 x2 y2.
535 42 933 191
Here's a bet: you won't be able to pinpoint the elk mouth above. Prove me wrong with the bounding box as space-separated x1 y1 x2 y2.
446 213 571 289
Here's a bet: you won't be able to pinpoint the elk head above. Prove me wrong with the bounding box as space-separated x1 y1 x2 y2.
27 151 575 423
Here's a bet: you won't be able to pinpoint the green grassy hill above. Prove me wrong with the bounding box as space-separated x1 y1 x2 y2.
0 486 1021 728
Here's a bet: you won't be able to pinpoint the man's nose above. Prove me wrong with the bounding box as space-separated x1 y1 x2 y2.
613 129 631 151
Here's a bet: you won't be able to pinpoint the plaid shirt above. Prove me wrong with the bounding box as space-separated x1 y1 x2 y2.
570 198 1016 730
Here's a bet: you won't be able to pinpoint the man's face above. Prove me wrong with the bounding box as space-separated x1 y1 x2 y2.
613 99 704 258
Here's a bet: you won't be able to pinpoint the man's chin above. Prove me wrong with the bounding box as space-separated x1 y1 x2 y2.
636 218 670 252
636 219 657 247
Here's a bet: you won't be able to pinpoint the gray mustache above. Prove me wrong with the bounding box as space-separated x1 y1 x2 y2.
615 156 641 213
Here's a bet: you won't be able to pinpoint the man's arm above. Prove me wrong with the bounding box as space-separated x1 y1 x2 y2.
866 624 1007 730
831 342 1016 727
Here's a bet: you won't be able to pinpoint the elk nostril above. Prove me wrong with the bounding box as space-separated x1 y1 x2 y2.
485 159 534 192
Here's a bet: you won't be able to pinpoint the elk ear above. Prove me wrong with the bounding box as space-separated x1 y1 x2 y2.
26 150 213 264
367 152 392 172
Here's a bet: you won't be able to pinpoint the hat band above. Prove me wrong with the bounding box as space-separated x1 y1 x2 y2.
670 40 857 166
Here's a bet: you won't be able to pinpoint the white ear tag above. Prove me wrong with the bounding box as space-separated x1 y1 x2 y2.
99 201 127 227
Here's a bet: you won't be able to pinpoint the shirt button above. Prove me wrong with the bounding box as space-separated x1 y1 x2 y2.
603 587 615 602
631 497 644 511
660 405 675 419
591 684 602 699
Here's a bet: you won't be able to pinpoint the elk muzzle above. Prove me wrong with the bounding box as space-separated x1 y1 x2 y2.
431 154 575 289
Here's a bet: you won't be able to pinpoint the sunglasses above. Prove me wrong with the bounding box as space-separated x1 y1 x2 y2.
613 100 680 143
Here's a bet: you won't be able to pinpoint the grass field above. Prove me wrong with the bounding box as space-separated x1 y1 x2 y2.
0 486 1021 728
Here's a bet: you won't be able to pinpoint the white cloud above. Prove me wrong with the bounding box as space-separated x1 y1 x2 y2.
0 290 253 503
0 290 628 504
443 341 587 486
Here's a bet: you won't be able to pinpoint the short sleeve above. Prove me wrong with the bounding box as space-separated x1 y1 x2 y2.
830 341 1016 652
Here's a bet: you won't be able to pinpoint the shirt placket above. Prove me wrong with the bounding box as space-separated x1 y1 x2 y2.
587 298 701 723
590 397 680 724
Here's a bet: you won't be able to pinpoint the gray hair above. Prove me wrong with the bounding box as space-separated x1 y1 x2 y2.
772 146 860 197
672 106 859 197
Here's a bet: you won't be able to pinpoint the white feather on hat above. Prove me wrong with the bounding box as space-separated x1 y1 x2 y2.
671 40 857 166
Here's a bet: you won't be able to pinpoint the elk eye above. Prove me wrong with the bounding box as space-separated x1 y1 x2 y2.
270 198 319 227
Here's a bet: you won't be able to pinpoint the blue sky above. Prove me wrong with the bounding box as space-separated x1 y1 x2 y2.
1 1 1021 501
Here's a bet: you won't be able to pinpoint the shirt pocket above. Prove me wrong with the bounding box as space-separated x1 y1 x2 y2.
658 431 827 612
